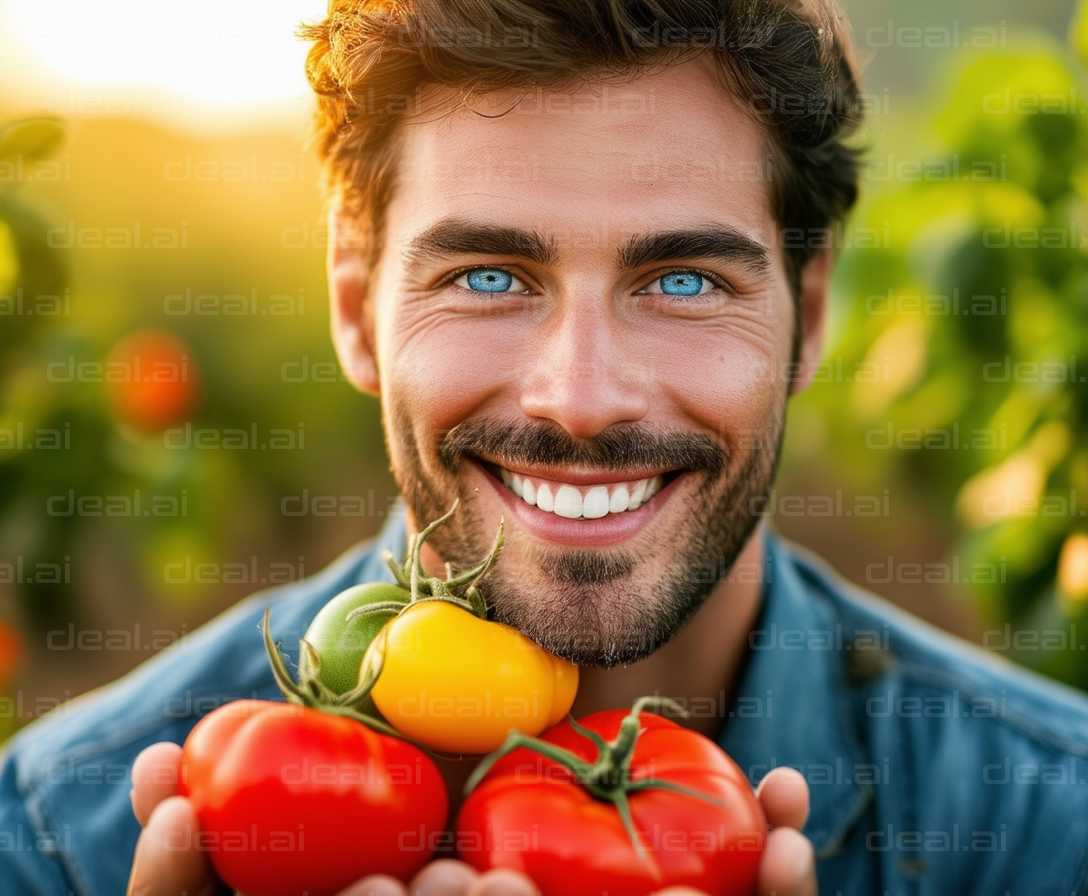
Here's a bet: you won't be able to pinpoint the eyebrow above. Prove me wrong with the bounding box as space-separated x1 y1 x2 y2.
403 219 558 268
618 226 771 274
403 217 771 274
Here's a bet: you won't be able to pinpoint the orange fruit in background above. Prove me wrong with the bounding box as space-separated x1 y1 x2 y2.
105 330 202 431
0 622 23 687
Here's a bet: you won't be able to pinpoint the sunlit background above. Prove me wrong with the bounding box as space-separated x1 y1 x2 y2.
1 0 1086 739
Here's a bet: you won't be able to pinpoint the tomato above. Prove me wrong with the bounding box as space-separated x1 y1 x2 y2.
369 600 578 754
455 701 765 896
180 699 448 896
0 621 23 687
105 329 200 431
315 500 579 755
301 582 410 698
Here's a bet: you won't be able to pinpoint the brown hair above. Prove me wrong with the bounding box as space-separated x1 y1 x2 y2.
299 0 862 295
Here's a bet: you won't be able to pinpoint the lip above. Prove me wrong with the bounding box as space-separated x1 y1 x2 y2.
472 457 674 487
471 459 686 548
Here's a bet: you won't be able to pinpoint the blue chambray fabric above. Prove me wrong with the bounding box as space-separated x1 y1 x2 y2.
2 505 1087 895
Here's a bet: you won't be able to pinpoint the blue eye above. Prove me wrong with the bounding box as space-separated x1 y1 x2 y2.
462 268 514 293
658 272 705 296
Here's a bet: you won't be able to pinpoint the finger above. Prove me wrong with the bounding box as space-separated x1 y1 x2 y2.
468 868 540 896
336 876 407 896
652 888 709 896
126 796 218 896
756 766 810 831
756 826 816 896
407 859 479 896
130 743 183 827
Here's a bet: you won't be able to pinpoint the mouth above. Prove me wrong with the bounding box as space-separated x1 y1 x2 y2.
496 466 672 519
469 457 687 547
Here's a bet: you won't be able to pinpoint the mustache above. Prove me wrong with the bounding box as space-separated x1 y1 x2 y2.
437 419 727 477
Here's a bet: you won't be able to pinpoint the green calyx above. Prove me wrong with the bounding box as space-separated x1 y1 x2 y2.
465 696 726 856
346 498 504 627
261 606 403 740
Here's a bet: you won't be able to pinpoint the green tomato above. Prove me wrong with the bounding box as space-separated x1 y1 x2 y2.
301 583 410 698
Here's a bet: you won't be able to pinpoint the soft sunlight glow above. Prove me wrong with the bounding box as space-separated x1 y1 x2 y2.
7 0 327 124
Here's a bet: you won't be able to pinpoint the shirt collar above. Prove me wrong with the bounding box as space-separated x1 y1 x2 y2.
719 530 873 858
354 500 410 585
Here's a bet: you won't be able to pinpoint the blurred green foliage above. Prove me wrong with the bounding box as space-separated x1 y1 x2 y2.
0 118 73 628
804 12 1088 684
0 118 392 641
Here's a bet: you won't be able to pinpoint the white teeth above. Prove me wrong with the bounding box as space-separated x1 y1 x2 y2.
609 486 629 514
553 485 583 519
522 479 537 506
536 482 555 512
582 486 609 519
499 468 666 520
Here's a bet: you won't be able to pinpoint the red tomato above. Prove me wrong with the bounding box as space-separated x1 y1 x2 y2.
180 699 448 896
105 330 200 431
455 709 765 896
0 622 23 686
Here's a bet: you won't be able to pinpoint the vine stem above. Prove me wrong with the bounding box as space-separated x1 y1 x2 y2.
464 696 726 857
387 498 505 620
261 607 404 741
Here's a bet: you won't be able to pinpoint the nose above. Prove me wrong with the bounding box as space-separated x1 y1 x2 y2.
519 300 649 439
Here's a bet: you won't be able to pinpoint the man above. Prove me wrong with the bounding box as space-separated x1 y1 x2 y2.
3 1 1088 894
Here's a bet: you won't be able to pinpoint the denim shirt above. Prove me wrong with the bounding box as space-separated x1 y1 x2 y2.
3 506 1088 896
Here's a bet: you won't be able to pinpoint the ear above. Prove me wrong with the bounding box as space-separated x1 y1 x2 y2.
788 247 832 396
327 206 380 396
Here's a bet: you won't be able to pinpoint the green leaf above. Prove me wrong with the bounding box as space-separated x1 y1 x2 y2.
0 119 64 163
1073 0 1088 69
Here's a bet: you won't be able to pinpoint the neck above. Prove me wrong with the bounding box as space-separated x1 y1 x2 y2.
571 524 767 741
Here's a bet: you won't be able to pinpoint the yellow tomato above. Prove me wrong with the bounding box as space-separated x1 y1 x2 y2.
369 601 579 754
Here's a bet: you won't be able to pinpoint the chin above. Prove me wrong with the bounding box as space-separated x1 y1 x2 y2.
481 551 711 668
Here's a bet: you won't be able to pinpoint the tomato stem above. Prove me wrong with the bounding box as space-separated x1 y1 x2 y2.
464 731 595 793
465 695 725 856
627 776 727 807
261 607 406 741
385 498 504 620
344 600 411 623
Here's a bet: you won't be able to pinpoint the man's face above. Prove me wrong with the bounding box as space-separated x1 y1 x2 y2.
345 57 806 667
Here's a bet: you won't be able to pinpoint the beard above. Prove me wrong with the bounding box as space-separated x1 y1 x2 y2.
386 405 785 668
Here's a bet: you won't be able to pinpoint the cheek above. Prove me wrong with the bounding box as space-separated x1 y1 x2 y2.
382 316 527 440
651 317 791 444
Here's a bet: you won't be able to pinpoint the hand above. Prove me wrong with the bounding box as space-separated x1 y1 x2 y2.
127 742 226 896
753 766 817 896
333 862 710 896
127 743 816 896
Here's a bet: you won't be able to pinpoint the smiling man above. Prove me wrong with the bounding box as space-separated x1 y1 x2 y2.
373 76 790 671
4 1 1088 895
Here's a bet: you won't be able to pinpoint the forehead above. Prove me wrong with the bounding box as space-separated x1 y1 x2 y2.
386 55 775 246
